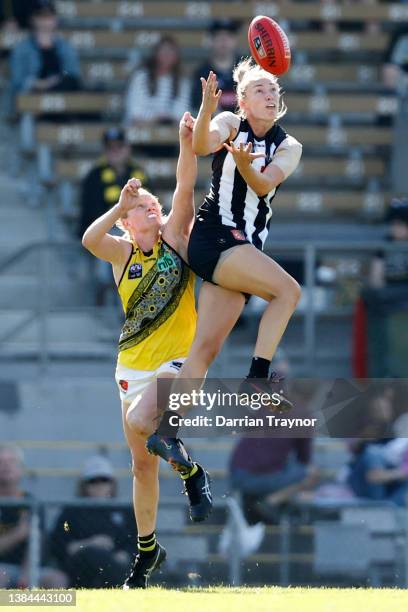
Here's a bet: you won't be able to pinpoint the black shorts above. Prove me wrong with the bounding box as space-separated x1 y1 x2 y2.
187 216 252 301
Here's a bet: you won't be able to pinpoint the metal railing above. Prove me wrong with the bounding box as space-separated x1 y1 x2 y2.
1 495 408 588
0 241 95 371
0 240 407 373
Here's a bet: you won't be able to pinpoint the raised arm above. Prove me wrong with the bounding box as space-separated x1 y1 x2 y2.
164 112 197 242
192 72 237 155
81 179 141 264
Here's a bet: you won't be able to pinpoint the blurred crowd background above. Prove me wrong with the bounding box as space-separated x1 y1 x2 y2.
0 0 408 590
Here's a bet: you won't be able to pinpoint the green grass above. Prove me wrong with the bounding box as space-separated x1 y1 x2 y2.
6 586 408 612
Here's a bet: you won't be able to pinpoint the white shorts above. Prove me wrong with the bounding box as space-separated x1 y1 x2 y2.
115 358 186 405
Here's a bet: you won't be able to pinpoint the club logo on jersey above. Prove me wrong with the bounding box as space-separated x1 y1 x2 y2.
231 229 246 241
253 36 266 59
128 263 143 279
157 252 176 272
119 380 128 392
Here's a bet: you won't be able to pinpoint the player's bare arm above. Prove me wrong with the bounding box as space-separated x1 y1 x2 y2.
163 112 198 257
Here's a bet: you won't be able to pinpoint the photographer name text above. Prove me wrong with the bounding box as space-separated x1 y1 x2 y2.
169 415 317 429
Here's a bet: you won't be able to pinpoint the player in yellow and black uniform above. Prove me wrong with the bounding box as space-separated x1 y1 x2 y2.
117 239 196 370
82 113 212 590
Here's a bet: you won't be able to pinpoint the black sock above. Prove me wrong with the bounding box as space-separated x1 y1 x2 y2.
247 356 270 379
137 531 157 557
157 410 181 437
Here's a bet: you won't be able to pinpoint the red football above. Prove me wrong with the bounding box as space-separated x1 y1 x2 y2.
248 16 291 76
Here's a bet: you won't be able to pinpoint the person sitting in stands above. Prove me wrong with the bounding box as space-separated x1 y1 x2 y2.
51 455 136 588
10 0 81 96
0 443 67 588
125 35 190 127
191 19 242 115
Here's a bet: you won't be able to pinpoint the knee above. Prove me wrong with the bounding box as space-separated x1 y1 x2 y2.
274 277 301 309
126 408 150 437
191 336 223 365
287 279 302 308
132 458 157 483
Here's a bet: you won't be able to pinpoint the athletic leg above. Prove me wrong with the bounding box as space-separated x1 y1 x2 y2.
176 281 246 383
121 394 166 589
213 244 301 364
122 396 160 537
148 282 245 438
126 375 212 523
146 283 245 467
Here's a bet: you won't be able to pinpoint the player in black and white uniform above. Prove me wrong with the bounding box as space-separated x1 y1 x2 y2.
146 59 302 457
189 59 301 386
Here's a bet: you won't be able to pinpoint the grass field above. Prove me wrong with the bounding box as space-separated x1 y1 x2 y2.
4 587 408 612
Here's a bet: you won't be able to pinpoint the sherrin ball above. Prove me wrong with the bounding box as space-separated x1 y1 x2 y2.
248 15 291 76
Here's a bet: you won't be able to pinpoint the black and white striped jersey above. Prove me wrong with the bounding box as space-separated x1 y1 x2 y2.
199 115 302 250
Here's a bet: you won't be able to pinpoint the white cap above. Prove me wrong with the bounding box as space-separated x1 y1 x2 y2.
82 455 115 481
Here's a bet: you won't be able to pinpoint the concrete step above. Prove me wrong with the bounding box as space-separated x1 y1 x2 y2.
0 341 115 360
0 377 120 441
0 310 104 342
0 275 94 308
0 168 49 247
21 446 131 471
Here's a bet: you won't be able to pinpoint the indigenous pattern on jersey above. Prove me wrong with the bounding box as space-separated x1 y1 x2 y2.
200 119 298 250
117 239 196 371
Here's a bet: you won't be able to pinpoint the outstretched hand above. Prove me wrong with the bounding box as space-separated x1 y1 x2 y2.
118 178 141 215
200 71 222 115
223 141 266 167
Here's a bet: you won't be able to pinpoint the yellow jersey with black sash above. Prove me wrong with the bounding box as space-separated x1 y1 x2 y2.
117 238 196 371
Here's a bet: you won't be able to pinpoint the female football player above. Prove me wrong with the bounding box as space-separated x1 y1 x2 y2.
82 113 212 589
146 59 302 454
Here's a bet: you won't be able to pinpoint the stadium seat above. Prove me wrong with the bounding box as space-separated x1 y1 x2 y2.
53 1 408 25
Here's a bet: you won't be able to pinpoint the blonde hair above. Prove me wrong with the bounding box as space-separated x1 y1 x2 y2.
115 188 162 241
233 57 287 120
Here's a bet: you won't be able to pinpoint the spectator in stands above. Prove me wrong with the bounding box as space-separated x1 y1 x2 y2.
78 127 148 305
0 443 67 588
229 356 318 522
191 19 241 115
346 386 408 506
78 127 148 238
51 455 136 588
10 0 81 96
125 35 190 127
230 435 318 522
369 197 408 288
383 25 408 92
347 441 408 506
